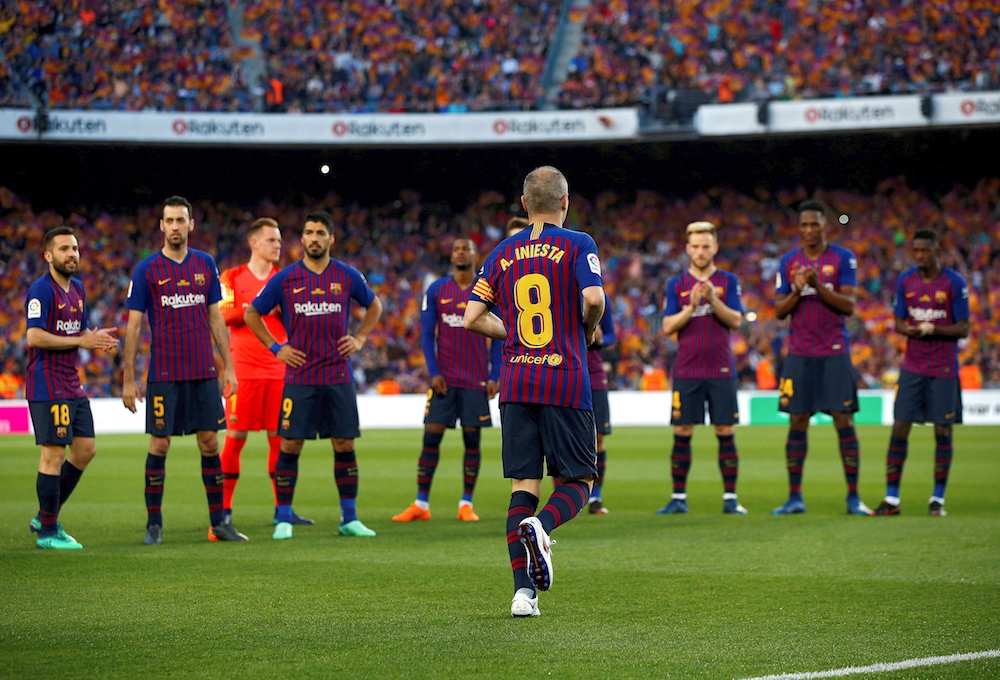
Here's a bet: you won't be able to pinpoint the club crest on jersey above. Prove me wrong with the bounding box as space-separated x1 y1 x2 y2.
27 298 41 319
155 418 165 430
934 291 947 303
56 427 67 439
821 265 835 276
330 283 342 294
194 273 206 286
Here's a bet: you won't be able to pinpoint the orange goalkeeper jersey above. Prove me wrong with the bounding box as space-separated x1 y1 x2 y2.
220 263 287 381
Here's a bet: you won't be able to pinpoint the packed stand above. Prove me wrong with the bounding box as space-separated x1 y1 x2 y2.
558 0 1000 113
0 0 253 112
3 1 998 115
241 0 557 113
1 178 998 399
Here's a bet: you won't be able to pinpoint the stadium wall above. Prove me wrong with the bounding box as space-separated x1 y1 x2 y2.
2 391 999 435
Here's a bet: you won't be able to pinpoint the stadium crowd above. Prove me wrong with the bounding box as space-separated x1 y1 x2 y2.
1 176 998 400
2 1 997 113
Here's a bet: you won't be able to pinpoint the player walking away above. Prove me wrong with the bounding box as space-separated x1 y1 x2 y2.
657 222 747 515
393 238 500 523
245 211 383 540
122 196 245 544
771 200 875 516
465 166 605 618
25 227 119 549
586 291 616 514
215 217 313 541
875 230 970 517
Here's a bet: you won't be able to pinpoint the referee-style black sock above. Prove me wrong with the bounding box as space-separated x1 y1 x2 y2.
58 460 84 509
36 472 61 538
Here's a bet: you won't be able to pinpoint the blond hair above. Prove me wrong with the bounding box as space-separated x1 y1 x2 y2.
685 221 717 241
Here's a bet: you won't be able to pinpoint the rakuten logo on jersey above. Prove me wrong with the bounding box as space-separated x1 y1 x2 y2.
960 97 1000 117
331 120 426 138
440 313 464 327
171 119 265 137
161 293 207 308
909 307 948 321
293 301 342 316
56 319 82 334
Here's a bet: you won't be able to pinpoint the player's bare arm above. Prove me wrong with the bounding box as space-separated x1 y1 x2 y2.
338 294 383 357
121 308 145 413
208 303 237 398
244 305 306 368
703 285 743 330
813 282 856 315
582 285 605 346
464 300 507 341
27 326 119 351
430 374 448 395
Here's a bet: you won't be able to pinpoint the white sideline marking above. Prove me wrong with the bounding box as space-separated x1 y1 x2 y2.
735 649 1000 680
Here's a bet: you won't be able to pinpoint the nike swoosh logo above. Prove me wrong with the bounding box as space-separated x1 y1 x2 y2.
293 286 306 294
479 415 491 421
158 279 171 285
843 400 854 407
58 304 66 309
217 418 226 424
440 298 453 304
905 292 916 298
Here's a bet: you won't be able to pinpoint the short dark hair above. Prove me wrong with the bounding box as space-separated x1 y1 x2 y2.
162 195 193 219
913 229 938 243
798 199 828 215
506 216 529 235
43 226 77 250
248 217 279 240
304 211 334 231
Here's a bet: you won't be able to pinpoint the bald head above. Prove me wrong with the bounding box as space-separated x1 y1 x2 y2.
522 166 569 215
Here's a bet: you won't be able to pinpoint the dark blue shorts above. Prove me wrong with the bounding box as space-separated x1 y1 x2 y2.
779 354 859 415
29 398 94 446
279 383 360 440
424 387 492 428
500 402 597 480
670 378 739 425
592 388 611 435
146 380 225 436
894 369 963 425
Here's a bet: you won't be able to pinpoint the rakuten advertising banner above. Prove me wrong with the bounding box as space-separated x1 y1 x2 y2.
933 91 1000 126
766 95 928 132
1 108 638 145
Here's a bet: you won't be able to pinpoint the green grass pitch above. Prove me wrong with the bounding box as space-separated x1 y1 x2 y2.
1 425 998 679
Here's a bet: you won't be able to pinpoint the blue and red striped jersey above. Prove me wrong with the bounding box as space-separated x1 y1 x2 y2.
664 270 743 379
25 273 89 401
126 249 223 382
587 292 616 390
470 224 603 410
252 259 376 385
775 244 857 357
893 267 970 378
421 275 500 390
